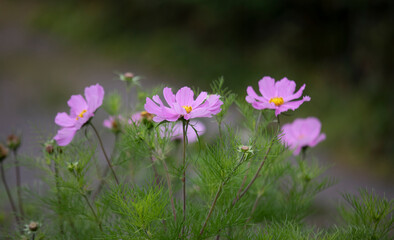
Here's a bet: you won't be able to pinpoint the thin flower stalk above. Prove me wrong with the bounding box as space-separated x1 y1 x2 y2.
150 154 161 186
181 120 189 235
231 138 275 209
53 159 64 235
200 153 246 235
0 162 20 225
71 170 103 232
235 111 263 201
13 149 24 218
81 192 103 232
92 132 120 199
90 122 120 185
162 158 177 221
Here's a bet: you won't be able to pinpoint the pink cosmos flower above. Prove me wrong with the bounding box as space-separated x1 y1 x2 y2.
246 76 311 116
281 117 326 155
144 87 223 122
163 121 206 143
103 115 123 132
54 84 104 146
129 111 155 124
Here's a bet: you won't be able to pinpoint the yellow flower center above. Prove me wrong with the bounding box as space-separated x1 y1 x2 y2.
76 109 87 120
182 106 192 114
269 97 284 106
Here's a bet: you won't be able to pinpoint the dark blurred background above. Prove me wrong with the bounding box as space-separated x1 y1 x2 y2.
0 0 393 224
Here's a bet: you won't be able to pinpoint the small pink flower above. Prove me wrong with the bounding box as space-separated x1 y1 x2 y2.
129 111 155 124
144 87 223 122
103 115 123 132
281 117 326 155
162 121 206 143
54 84 104 146
246 76 311 116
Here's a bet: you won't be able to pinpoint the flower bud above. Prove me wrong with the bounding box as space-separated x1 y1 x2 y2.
124 72 134 78
241 146 249 152
28 221 39 232
118 72 141 87
0 144 9 162
45 145 54 154
7 134 21 150
67 161 79 172
238 145 253 155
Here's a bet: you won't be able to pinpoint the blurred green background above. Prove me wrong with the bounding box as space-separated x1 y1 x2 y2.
0 0 392 194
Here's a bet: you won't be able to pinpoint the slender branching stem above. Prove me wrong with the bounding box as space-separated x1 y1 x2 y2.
200 184 222 235
181 120 189 236
81 193 103 232
162 159 177 221
234 111 263 202
150 153 161 186
90 123 119 185
71 169 103 232
242 115 281 222
52 159 64 235
245 193 262 225
218 121 222 139
0 162 20 225
200 153 246 235
13 149 24 219
92 132 120 199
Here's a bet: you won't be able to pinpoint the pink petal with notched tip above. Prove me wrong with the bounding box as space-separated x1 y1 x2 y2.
85 84 104 113
275 77 296 97
258 76 276 100
163 87 176 106
175 87 194 107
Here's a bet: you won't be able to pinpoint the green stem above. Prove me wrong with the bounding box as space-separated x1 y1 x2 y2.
53 159 64 235
13 149 24 219
90 123 119 185
181 120 189 236
162 159 177 221
0 162 20 225
92 132 120 199
81 193 103 232
200 153 246 235
150 153 161 186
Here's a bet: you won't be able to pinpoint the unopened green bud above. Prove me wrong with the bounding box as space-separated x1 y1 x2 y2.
67 162 79 172
7 134 21 150
0 144 9 162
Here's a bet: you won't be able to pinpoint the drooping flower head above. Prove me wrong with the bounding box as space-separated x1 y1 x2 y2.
54 84 104 146
246 76 311 116
163 121 206 143
281 117 326 155
144 87 223 122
